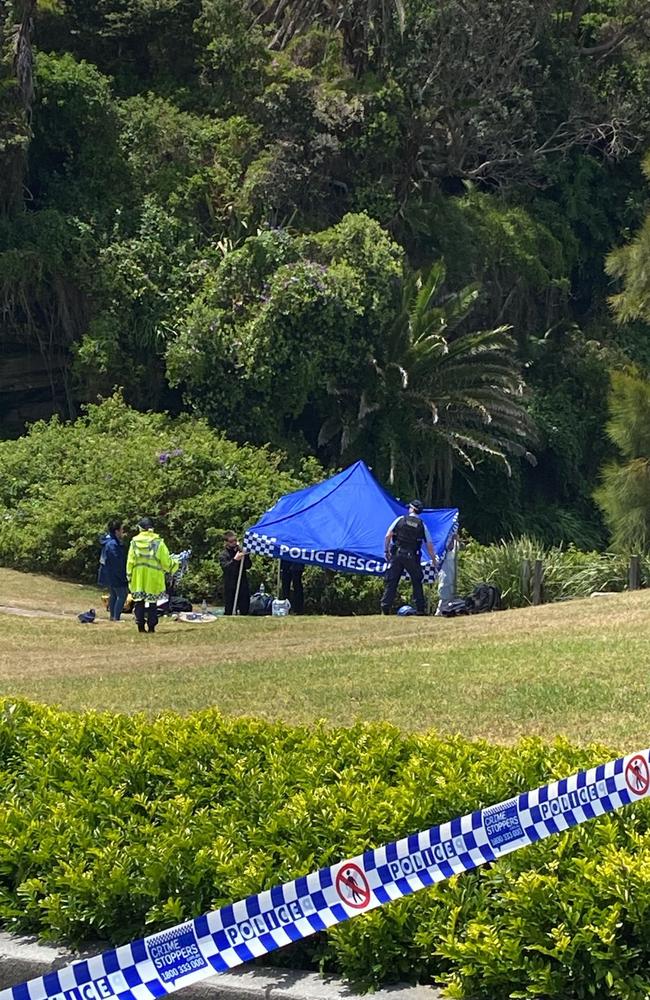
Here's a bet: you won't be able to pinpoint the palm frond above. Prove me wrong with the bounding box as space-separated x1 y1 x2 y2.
317 258 536 492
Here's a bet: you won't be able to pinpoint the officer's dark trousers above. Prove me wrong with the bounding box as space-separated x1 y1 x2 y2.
281 564 304 614
134 600 158 633
381 553 425 614
224 577 250 616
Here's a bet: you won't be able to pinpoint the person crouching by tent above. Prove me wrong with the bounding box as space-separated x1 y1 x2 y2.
220 531 251 615
127 517 178 634
380 500 436 616
280 558 304 614
98 519 128 622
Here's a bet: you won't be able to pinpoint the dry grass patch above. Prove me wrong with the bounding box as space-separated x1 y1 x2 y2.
0 568 100 615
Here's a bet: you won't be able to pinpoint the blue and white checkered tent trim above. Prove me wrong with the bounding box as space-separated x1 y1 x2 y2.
243 532 277 557
4 748 650 1000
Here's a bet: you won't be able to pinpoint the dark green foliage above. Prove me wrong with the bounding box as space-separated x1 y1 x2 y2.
522 333 611 543
117 97 262 230
72 199 203 410
37 0 203 96
29 51 129 217
1 699 650 998
167 214 404 442
0 206 95 424
452 328 614 550
195 0 268 114
404 190 570 330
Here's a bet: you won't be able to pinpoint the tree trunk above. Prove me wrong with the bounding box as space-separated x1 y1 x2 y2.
431 447 453 505
425 455 435 506
1 0 36 213
388 439 396 486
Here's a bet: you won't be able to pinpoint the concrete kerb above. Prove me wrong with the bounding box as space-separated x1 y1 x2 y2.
0 934 441 1000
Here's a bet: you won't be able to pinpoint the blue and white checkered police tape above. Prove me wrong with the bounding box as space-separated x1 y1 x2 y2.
4 747 650 1000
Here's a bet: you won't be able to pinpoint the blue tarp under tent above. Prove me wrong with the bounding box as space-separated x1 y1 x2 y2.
244 460 459 583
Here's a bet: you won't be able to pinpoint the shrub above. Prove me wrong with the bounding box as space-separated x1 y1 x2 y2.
1 700 650 997
296 567 385 616
0 395 320 589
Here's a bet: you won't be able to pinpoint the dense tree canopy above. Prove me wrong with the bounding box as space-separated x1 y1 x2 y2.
2 0 650 545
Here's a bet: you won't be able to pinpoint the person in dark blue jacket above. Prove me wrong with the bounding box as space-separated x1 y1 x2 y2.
98 519 129 621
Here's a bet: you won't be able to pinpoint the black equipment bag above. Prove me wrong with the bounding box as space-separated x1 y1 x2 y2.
439 598 471 617
439 584 502 617
467 583 502 613
170 596 193 613
249 592 273 616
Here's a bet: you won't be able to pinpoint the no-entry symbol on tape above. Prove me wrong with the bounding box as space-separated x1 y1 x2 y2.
625 754 649 795
335 863 371 909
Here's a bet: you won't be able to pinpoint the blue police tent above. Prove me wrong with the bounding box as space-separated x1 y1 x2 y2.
244 460 458 582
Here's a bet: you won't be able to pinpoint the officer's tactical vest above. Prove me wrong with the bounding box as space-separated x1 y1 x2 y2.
394 515 425 554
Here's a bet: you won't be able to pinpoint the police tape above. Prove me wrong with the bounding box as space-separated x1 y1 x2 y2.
4 747 650 1000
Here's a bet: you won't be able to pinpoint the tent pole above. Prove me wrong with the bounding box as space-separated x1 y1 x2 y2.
276 558 281 597
232 552 245 616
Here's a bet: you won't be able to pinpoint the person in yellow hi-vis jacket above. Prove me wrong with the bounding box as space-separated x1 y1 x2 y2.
126 517 178 634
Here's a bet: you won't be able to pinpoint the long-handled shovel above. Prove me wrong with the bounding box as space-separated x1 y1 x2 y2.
232 548 246 615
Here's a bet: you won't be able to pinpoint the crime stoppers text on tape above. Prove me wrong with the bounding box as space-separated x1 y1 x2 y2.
4 747 650 1000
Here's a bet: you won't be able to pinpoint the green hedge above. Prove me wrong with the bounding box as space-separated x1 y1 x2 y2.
1 700 650 998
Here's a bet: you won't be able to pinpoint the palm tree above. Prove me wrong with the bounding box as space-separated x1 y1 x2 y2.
320 260 536 503
248 0 405 73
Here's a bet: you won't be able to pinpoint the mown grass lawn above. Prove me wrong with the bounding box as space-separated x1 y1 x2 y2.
0 567 648 749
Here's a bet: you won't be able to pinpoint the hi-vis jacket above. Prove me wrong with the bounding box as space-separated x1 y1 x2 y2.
126 530 177 602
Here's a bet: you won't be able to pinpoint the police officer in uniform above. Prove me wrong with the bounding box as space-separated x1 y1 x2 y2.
380 500 436 615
